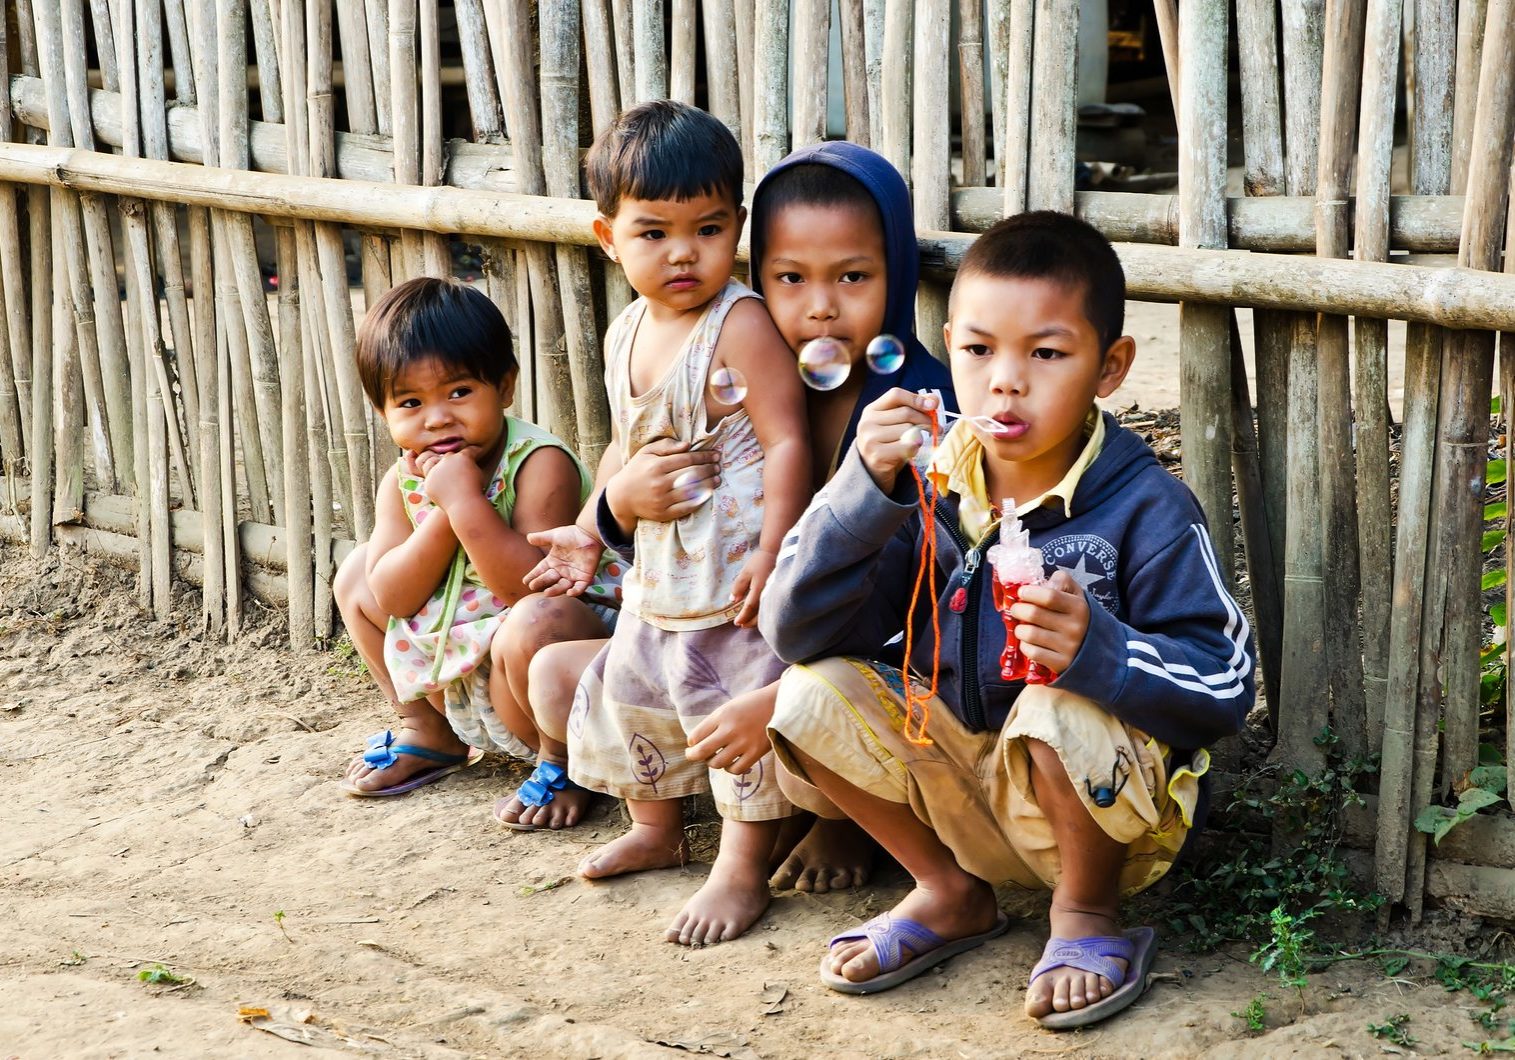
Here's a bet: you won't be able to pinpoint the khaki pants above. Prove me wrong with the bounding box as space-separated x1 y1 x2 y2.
767 657 1208 896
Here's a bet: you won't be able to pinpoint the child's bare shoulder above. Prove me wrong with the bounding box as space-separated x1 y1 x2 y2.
715 295 786 355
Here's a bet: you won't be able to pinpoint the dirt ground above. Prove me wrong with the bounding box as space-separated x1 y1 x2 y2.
0 305 1487 1059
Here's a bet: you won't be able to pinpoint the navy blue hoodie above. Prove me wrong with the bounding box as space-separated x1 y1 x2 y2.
749 140 956 457
760 412 1255 755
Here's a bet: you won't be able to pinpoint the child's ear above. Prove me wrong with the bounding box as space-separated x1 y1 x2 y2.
500 368 519 412
942 320 953 354
1095 335 1136 399
593 214 617 261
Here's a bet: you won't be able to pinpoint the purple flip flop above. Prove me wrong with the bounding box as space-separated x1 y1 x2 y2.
818 911 1012 995
1030 926 1157 1030
341 729 484 797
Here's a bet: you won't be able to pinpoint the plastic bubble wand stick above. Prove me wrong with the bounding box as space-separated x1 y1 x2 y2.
986 501 1056 685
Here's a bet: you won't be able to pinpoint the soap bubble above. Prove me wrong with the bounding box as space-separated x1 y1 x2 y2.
906 425 935 469
798 337 851 391
865 334 906 375
709 366 748 405
672 468 714 508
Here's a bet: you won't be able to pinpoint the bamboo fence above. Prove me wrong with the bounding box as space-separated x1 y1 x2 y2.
0 0 1513 919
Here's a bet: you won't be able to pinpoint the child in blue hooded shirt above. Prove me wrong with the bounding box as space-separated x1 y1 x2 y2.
502 142 955 917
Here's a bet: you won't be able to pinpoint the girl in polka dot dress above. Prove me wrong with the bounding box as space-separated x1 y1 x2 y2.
339 278 621 802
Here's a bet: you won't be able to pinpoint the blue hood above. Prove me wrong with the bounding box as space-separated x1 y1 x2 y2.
750 141 956 454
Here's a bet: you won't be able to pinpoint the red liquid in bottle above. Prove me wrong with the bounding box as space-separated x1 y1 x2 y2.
991 577 1056 685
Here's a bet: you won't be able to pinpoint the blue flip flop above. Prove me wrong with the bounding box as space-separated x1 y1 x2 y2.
819 911 1012 994
494 760 591 831
1029 926 1157 1029
341 729 483 797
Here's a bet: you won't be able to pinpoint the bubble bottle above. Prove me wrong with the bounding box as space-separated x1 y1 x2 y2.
985 501 1056 685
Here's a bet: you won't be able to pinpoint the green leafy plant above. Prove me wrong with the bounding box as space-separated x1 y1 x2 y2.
326 633 368 678
137 964 188 986
1415 765 1509 845
1254 906 1317 990
1367 1013 1415 1047
1231 993 1269 1034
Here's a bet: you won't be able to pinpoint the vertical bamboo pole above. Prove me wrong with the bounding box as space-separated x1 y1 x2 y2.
634 0 667 102
51 217 83 525
585 0 623 135
701 0 740 142
248 0 283 119
334 0 379 135
1353 0 1404 738
609 0 637 112
1177 0 1234 595
957 0 985 187
88 0 119 89
497 0 577 450
913 0 950 352
26 186 50 557
735 0 756 173
754 0 790 174
1026 0 1076 214
456 0 504 141
0 11 26 470
390 0 424 276
419 0 449 275
1275 0 1329 775
839 0 869 146
670 0 696 104
862 0 884 153
878 0 910 180
792 0 830 149
542 0 610 467
275 220 313 647
1449 0 1487 196
1236 0 1285 197
1000 0 1032 214
31 0 119 487
1376 0 1457 918
365 0 393 137
1312 0 1369 760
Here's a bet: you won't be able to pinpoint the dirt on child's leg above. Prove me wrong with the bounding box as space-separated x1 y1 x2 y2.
336 546 469 792
578 797 688 879
667 817 783 946
1021 737 1129 1019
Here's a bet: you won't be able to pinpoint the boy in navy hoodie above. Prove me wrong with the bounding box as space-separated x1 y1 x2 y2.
760 212 1253 1028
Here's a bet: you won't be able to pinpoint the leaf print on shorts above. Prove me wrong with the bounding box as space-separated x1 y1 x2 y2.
628 732 666 794
568 681 589 739
731 757 764 803
680 644 730 701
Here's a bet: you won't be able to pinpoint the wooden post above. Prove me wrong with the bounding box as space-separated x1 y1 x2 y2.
1449 0 1487 195
1025 0 1076 214
839 0 869 145
670 0 696 103
0 10 27 470
957 0 985 187
792 0 830 149
26 185 50 557
1353 0 1405 740
753 0 790 173
913 0 950 354
1000 0 1032 215
633 0 667 102
1314 0 1369 760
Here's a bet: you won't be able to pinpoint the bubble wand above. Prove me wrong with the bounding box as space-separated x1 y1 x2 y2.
987 501 1056 684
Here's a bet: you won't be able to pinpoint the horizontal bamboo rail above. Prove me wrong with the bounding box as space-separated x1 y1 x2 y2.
2 142 1511 331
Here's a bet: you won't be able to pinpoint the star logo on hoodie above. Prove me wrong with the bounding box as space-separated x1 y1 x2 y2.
1042 533 1119 614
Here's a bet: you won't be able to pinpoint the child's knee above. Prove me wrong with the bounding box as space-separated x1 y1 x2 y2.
333 544 369 617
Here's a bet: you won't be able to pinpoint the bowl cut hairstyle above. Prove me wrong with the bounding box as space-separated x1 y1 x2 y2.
355 277 517 407
585 99 744 218
956 211 1126 352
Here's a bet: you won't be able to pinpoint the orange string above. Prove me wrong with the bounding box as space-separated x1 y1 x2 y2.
902 412 943 746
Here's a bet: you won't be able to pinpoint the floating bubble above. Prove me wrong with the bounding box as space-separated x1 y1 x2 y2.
672 468 714 508
798 337 851 391
865 334 906 375
906 426 935 469
709 366 748 405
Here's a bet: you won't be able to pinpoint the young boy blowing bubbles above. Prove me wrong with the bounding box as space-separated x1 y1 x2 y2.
761 212 1254 1028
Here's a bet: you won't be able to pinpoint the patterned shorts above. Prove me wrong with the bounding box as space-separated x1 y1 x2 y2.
566 611 792 821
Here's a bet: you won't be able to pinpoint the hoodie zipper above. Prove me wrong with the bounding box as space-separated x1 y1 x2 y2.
932 500 999 731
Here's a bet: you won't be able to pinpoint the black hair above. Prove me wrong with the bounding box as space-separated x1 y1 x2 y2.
955 211 1126 351
753 163 881 245
584 99 744 217
354 277 517 406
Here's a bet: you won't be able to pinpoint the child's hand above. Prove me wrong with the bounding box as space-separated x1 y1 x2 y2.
855 388 938 493
1007 569 1090 674
729 548 774 628
420 451 486 512
685 687 774 774
524 525 605 597
607 438 723 523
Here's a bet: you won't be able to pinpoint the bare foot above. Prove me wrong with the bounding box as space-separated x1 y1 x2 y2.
824 877 1000 985
1023 904 1127 1019
666 819 780 946
493 784 594 830
769 817 875 892
343 715 470 793
577 820 689 879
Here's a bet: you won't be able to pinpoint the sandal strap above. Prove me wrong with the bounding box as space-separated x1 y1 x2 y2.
518 760 573 807
361 729 471 769
1029 935 1136 990
828 914 946 976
